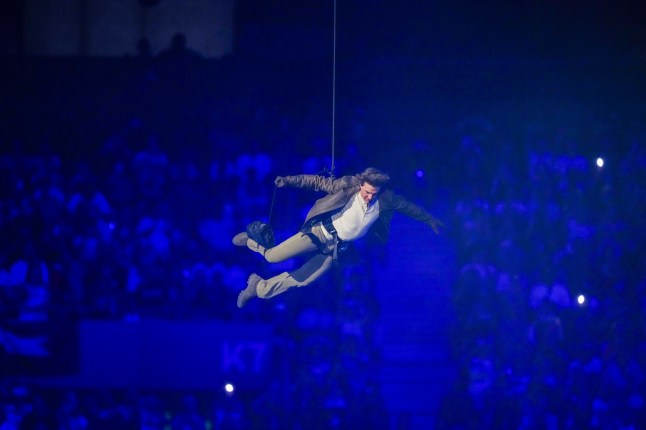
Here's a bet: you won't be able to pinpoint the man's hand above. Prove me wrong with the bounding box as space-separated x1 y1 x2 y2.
274 176 288 188
429 216 445 234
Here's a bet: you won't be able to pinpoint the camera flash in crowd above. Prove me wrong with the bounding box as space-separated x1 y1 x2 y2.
596 157 604 168
577 294 586 306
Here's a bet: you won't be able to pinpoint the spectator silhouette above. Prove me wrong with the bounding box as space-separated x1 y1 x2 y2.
136 37 152 59
157 32 202 62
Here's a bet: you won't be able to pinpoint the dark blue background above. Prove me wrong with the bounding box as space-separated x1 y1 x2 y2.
1 1 645 429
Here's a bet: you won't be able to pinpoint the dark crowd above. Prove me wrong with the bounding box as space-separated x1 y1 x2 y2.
436 115 646 429
2 48 646 429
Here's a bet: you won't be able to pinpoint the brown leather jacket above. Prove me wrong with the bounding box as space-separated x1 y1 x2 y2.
282 174 443 242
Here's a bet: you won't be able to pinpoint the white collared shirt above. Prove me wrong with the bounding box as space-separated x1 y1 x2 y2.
321 192 380 241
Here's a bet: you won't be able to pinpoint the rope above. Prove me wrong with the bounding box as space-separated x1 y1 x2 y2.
269 1 338 227
330 0 337 177
268 185 278 227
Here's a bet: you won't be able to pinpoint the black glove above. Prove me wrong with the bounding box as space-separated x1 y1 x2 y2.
274 176 288 188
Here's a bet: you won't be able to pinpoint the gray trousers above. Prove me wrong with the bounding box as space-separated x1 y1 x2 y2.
247 224 335 299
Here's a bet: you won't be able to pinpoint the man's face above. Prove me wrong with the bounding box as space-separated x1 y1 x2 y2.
360 183 380 205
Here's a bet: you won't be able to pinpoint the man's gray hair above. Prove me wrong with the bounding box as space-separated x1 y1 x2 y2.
358 167 390 187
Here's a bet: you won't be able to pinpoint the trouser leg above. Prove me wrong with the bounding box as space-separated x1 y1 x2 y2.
249 224 335 300
247 231 317 262
256 252 334 299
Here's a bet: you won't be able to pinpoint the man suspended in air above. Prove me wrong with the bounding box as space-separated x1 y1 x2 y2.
232 167 444 307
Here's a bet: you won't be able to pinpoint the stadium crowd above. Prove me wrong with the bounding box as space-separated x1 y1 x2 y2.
2 51 645 429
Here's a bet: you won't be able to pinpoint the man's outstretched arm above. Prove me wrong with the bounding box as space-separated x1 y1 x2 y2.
389 192 445 234
274 174 349 194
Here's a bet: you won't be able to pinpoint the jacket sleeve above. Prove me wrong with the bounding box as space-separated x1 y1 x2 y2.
283 174 352 194
388 192 445 234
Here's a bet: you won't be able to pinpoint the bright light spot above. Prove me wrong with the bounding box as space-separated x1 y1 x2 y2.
224 383 234 394
416 170 424 178
596 157 604 168
577 294 586 305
